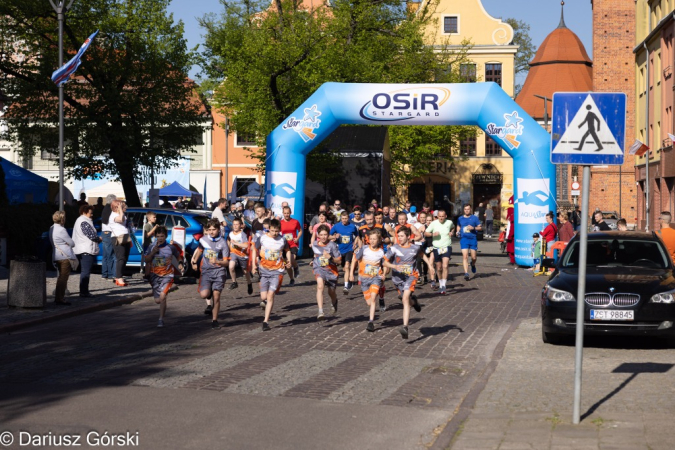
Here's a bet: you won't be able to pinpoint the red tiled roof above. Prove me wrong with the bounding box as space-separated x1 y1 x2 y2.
516 25 593 121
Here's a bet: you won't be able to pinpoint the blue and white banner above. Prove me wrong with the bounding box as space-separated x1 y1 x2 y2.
51 30 99 87
266 82 555 265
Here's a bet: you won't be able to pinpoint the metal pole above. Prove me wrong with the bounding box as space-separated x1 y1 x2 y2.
225 116 229 201
572 164 591 424
644 42 650 232
57 5 65 212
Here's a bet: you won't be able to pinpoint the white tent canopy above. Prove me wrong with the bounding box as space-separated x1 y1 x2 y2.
86 181 126 201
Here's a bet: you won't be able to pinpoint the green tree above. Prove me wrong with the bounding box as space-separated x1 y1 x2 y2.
0 0 207 206
199 0 474 190
506 18 537 98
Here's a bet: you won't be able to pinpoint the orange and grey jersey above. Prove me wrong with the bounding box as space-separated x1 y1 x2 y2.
255 234 289 275
198 236 229 272
144 242 180 277
354 246 385 279
386 243 421 277
311 240 341 278
228 231 249 258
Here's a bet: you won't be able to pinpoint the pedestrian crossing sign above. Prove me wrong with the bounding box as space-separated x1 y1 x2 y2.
550 92 626 165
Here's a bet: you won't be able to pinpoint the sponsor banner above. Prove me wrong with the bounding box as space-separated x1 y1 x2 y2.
265 171 297 218
516 178 550 225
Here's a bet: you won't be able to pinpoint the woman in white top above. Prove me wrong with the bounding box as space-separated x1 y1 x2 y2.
109 200 130 286
73 204 102 297
49 210 75 305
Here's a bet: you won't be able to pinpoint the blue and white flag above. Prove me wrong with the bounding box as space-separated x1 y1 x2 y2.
51 30 99 87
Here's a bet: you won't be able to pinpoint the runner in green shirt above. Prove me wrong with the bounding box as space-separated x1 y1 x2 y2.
424 210 454 295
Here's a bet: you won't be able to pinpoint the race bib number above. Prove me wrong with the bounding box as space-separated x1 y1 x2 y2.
284 233 293 241
425 247 433 255
463 226 471 233
437 247 448 254
153 256 167 268
204 250 218 261
364 264 379 276
319 257 330 267
265 249 281 261
399 264 413 275
341 235 351 244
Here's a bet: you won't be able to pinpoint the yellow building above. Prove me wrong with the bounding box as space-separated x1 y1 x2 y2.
410 0 517 220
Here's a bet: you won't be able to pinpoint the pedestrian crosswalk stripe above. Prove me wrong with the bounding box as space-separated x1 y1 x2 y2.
134 346 274 389
327 356 433 404
224 350 352 397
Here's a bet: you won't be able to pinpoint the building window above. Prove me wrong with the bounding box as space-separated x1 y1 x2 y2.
235 132 256 146
21 156 33 170
485 63 502 87
41 149 58 160
485 136 502 156
460 136 476 156
443 16 458 34
235 177 257 197
460 64 476 83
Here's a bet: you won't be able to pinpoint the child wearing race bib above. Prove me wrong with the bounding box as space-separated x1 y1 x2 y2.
191 218 230 329
144 226 181 328
312 224 342 320
227 217 253 295
385 227 423 340
252 219 292 331
351 228 387 332
331 211 359 295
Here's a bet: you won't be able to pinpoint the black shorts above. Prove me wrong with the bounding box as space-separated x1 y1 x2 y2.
289 247 298 256
340 251 354 267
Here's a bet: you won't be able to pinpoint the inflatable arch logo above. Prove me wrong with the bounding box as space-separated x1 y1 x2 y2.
265 82 556 265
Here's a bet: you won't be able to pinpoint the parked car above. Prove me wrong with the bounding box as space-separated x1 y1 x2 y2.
541 231 675 344
94 208 212 276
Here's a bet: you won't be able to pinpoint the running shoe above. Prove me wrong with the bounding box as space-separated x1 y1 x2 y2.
157 319 164 328
343 286 349 295
399 326 409 340
260 300 267 310
464 273 470 281
114 279 128 287
294 266 300 278
247 283 253 295
439 288 447 295
317 312 326 321
204 304 213 315
398 293 403 300
212 320 220 329
366 321 375 332
289 278 295 286
229 281 238 290
471 264 476 274
430 281 437 290
418 277 425 286
412 297 422 313
379 298 386 312
331 298 338 315
262 321 271 331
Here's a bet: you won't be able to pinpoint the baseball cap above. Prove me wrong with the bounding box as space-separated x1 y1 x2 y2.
410 206 417 213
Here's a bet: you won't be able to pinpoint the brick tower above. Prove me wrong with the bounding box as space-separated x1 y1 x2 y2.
590 0 637 224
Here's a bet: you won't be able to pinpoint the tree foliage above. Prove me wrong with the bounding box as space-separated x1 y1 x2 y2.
506 18 537 98
0 0 207 206
200 0 475 195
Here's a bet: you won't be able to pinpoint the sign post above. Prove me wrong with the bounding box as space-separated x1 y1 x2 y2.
551 92 626 424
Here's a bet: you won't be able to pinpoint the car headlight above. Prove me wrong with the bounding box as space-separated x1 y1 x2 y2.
545 286 575 302
650 291 675 303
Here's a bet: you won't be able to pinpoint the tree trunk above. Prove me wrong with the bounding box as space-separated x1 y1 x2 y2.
117 161 142 207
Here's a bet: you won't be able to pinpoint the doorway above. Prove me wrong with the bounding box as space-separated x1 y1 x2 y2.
433 183 453 216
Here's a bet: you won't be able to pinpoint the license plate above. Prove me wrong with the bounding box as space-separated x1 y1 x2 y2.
590 310 634 321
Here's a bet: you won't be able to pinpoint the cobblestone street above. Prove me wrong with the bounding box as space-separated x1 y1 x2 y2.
0 240 545 449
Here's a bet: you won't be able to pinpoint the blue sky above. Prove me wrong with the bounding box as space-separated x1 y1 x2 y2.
168 0 593 80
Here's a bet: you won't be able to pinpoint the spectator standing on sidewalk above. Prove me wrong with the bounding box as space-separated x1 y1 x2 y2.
50 211 75 306
100 194 117 280
73 205 101 298
109 200 131 286
485 206 494 238
658 212 675 262
557 211 575 243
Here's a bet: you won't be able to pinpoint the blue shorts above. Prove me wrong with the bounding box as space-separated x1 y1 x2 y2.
460 239 477 251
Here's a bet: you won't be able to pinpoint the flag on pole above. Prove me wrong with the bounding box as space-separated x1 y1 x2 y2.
51 30 99 87
628 139 649 157
668 133 675 146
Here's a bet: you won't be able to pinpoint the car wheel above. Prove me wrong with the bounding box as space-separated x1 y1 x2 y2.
542 327 566 345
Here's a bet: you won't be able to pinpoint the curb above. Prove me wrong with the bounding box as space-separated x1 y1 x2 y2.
0 286 179 334
430 318 523 450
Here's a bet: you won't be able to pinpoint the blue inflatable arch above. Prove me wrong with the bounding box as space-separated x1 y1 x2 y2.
265 82 555 265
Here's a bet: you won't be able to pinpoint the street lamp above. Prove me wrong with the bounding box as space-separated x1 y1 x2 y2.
533 94 552 128
48 0 75 211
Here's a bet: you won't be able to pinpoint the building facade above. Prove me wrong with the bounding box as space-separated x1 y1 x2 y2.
413 0 518 220
634 0 674 230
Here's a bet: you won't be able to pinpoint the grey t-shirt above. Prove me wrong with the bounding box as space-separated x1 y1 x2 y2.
485 208 494 221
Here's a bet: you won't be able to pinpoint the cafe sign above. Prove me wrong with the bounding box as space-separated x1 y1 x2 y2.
472 173 503 184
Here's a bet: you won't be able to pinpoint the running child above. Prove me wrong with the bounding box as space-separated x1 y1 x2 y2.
144 225 181 328
351 229 386 332
331 211 359 295
312 224 342 320
252 219 292 331
191 218 230 329
227 217 253 294
385 227 423 339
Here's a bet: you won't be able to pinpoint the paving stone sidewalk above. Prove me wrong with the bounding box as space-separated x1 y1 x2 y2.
449 319 675 450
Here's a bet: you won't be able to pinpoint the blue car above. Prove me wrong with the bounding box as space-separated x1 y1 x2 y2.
96 208 213 276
